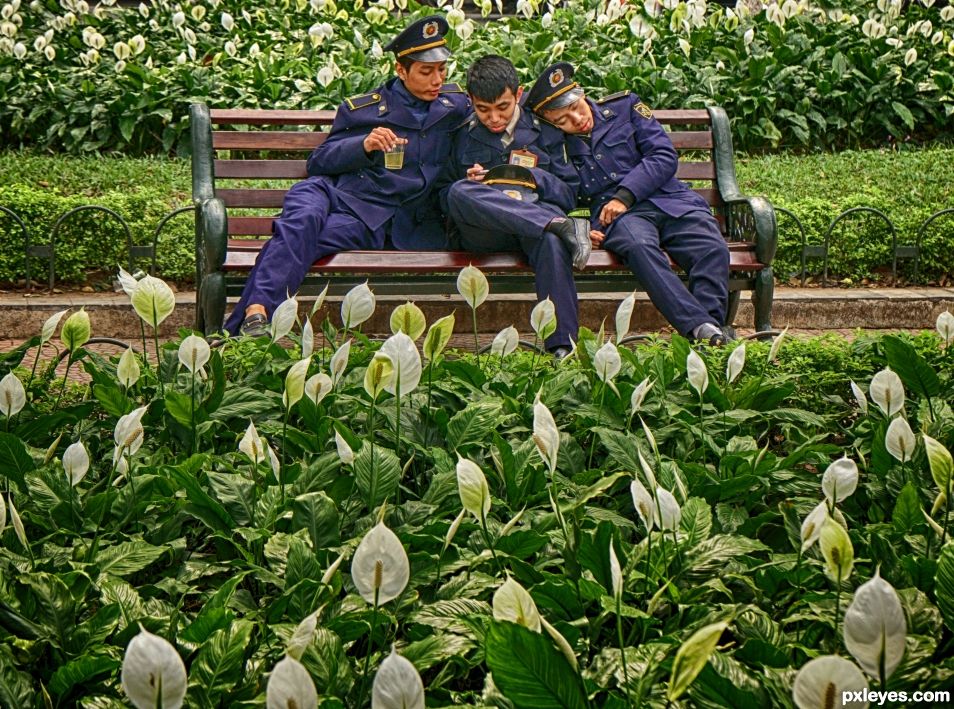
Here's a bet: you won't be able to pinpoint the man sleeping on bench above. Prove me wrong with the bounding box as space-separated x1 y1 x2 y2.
224 14 470 337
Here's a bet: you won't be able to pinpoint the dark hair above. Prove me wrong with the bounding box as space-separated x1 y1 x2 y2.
397 57 416 72
466 55 519 102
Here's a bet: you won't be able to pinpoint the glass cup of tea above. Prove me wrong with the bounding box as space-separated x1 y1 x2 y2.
384 138 407 170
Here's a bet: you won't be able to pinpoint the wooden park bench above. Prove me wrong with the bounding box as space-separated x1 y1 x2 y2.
189 103 776 335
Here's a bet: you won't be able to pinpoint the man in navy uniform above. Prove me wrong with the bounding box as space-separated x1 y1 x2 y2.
528 62 732 345
225 15 470 336
444 55 589 358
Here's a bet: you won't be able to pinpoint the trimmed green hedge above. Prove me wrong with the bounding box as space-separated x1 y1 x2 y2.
0 147 952 286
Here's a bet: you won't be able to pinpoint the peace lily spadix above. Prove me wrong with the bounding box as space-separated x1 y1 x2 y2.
0 372 26 418
492 577 542 632
850 380 868 415
885 416 916 463
457 264 489 309
335 430 354 465
239 420 265 466
491 325 519 357
530 297 557 342
630 479 655 532
630 377 654 414
686 349 708 395
422 312 455 362
330 339 351 388
372 648 425 709
792 656 868 709
843 570 906 684
271 295 299 342
822 456 859 504
130 275 175 328
532 396 560 474
351 521 409 605
726 342 746 383
177 334 210 374
342 282 375 331
120 625 188 709
937 310 954 346
654 487 681 531
117 347 140 388
364 352 395 400
304 372 333 406
283 357 311 409
63 441 89 486
615 291 637 343
869 368 904 418
456 456 490 520
390 301 427 341
380 332 421 397
266 655 317 709
820 517 854 582
594 341 622 384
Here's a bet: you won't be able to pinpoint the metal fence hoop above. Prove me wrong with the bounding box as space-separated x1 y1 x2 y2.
773 207 810 286
913 208 954 284
148 205 196 274
47 205 133 291
0 206 32 289
823 206 896 287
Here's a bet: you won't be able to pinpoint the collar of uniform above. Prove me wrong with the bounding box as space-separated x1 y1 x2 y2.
589 97 615 144
503 102 521 142
393 77 430 112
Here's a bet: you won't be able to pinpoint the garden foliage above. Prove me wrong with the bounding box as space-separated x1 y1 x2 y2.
1 0 952 154
1 275 954 706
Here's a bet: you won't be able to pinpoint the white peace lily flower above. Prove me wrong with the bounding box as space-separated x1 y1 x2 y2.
822 456 859 503
300 318 315 361
351 521 410 605
239 420 265 465
342 282 376 330
530 298 556 341
335 430 354 465
8 494 27 549
285 611 319 660
933 30 945 45
283 357 311 409
224 40 237 57
389 301 426 341
768 325 788 362
61 309 91 351
380 332 422 397
800 500 829 552
114 406 147 456
456 456 491 521
492 577 542 632
654 487 681 531
726 343 746 383
948 39 954 56
678 38 691 56
177 334 210 374
115 59 126 73
305 372 333 406
43 44 54 60
271 295 299 342
266 655 317 709
924 434 953 490
594 341 622 383
446 6 465 27
0 494 5 536
820 517 854 582
171 10 185 27
637 447 657 489
221 11 234 30
33 34 46 50
266 439 281 477
886 417 916 463
686 349 708 396
128 34 145 54
936 311 954 345
942 5 954 21
843 569 906 682
615 291 637 342
532 395 560 474
113 447 129 476
370 38 383 58
317 65 335 88
0 372 26 418
113 40 130 60
131 275 175 328
491 325 519 356
116 267 139 296
364 352 394 399
321 552 345 586
630 478 656 532
190 4 205 21
869 368 905 417
456 18 475 41
120 625 188 709
849 380 868 414
905 47 917 65
744 27 755 45
372 648 425 709
457 264 489 309
792 655 868 709
63 441 90 486
609 541 623 599
330 339 351 388
630 377 654 413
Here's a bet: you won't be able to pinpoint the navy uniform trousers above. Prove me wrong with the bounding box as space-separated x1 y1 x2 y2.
448 182 576 350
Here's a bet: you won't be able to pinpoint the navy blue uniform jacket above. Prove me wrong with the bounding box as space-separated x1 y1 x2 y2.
447 99 579 213
564 93 709 227
305 78 470 249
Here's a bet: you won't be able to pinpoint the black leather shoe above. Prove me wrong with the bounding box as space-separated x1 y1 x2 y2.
721 325 738 342
550 346 572 361
548 217 592 271
240 312 269 338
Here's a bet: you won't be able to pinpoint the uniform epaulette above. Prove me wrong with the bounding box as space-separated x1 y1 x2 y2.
345 92 383 110
440 82 465 93
596 90 631 104
453 113 476 131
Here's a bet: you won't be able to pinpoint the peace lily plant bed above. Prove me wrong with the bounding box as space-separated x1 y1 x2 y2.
1 267 954 709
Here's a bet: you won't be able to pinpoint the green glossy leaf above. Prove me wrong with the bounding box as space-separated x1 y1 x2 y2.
354 441 400 509
882 335 941 399
680 497 713 548
935 543 954 632
668 621 729 701
189 619 255 705
292 491 340 550
485 621 588 709
96 540 166 578
48 654 120 696
893 482 922 534
0 432 34 492
446 400 504 451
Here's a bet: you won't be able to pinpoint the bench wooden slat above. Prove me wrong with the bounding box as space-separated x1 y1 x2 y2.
211 109 337 125
212 131 328 150
649 109 711 124
668 131 713 150
675 162 715 180
222 245 764 272
215 159 309 179
219 189 287 208
228 216 276 235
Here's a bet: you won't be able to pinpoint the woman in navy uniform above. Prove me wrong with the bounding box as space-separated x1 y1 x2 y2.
225 15 470 336
527 62 732 345
444 55 590 357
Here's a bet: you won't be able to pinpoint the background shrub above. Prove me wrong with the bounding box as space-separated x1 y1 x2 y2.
1 0 951 154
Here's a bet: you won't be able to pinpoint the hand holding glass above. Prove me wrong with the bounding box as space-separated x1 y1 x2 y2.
384 138 407 170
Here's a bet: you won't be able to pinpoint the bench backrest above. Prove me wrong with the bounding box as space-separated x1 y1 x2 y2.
191 106 735 239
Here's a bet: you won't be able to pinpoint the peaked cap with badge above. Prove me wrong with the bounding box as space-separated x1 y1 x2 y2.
482 164 539 203
383 14 451 63
526 62 585 114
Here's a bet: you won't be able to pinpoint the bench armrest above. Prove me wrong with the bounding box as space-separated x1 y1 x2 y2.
196 197 227 279
723 195 777 266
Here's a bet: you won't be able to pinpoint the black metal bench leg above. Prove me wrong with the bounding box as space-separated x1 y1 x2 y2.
725 290 741 328
753 267 774 332
199 272 226 336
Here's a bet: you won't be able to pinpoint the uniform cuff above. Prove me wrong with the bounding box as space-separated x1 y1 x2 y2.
612 188 636 208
